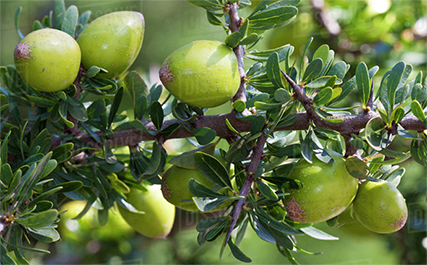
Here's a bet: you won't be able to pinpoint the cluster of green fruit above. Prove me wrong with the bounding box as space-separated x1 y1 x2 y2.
284 151 408 234
14 11 145 92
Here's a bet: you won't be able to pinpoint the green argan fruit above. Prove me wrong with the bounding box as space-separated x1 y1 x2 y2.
118 184 175 239
159 40 240 108
284 151 359 223
77 11 145 79
161 165 216 212
353 180 407 234
14 28 81 92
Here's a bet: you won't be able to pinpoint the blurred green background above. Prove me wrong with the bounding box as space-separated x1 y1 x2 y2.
1 0 426 264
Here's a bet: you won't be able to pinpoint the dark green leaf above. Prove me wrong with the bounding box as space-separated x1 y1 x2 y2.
305 76 341 89
169 143 215 169
251 116 265 135
187 0 223 11
28 227 60 243
387 61 406 113
206 10 224 26
15 209 58 229
345 156 370 179
225 31 243 48
302 58 323 83
103 142 117 164
108 87 123 128
61 5 78 37
313 87 333 105
52 143 73 163
1 243 17 265
225 137 251 162
197 217 229 232
15 6 24 39
246 44 294 62
194 151 231 188
249 6 298 30
312 44 329 65
356 62 370 109
266 52 284 88
1 131 11 166
192 127 217 145
193 196 229 212
274 88 290 102
68 97 88 122
142 142 162 177
328 61 349 80
150 101 164 132
257 179 278 201
240 33 259 45
228 239 252 263
365 117 387 151
189 178 224 198
160 123 180 137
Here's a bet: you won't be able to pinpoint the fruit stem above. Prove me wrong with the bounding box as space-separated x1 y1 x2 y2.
225 133 268 246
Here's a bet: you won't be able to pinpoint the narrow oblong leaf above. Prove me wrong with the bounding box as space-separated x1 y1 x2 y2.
266 52 284 88
411 100 426 122
15 209 58 229
313 87 333 105
356 62 370 109
150 101 164 132
61 5 78 37
194 151 231 188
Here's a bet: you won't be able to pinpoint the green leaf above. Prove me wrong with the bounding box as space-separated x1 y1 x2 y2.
193 196 230 212
356 62 371 109
28 227 60 243
194 151 231 188
67 97 88 122
61 5 79 37
160 123 180 137
302 59 323 83
345 156 370 179
312 44 329 65
300 226 339 240
225 136 251 162
206 10 224 26
305 76 341 89
390 105 405 124
15 209 58 229
225 31 243 48
108 87 124 128
257 179 278 200
313 87 333 105
411 83 427 102
328 61 349 80
142 142 162 177
52 143 73 163
310 132 334 164
103 142 117 164
124 71 149 118
233 100 246 112
246 44 294 62
15 6 24 39
411 100 426 122
228 239 252 263
274 88 290 102
1 243 17 265
266 52 284 88
249 5 298 30
192 127 217 145
150 101 164 132
365 117 387 151
240 33 259 46
387 61 406 113
1 131 11 166
189 178 224 198
54 0 66 29
78 10 91 26
197 217 229 232
169 144 216 169
251 116 265 135
187 0 223 11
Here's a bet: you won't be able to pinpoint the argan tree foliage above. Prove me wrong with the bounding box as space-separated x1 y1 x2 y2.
1 0 426 264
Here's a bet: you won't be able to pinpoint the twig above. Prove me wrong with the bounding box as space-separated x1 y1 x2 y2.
311 0 341 36
225 133 268 245
229 2 247 104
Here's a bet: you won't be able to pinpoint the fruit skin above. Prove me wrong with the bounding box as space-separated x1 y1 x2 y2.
161 165 216 212
353 180 407 234
118 184 175 239
14 28 81 92
59 201 134 243
77 11 145 79
284 151 359 223
159 40 240 108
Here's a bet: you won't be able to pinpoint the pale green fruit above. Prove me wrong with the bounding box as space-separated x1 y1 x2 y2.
161 165 215 212
353 180 407 234
118 185 175 239
284 151 359 223
77 11 145 79
59 201 134 243
159 40 240 108
14 28 81 92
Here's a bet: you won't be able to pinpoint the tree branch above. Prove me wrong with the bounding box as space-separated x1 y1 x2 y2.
311 0 341 36
229 2 247 104
225 133 268 245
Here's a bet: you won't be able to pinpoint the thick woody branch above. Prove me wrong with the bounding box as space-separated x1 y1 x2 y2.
76 113 425 149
